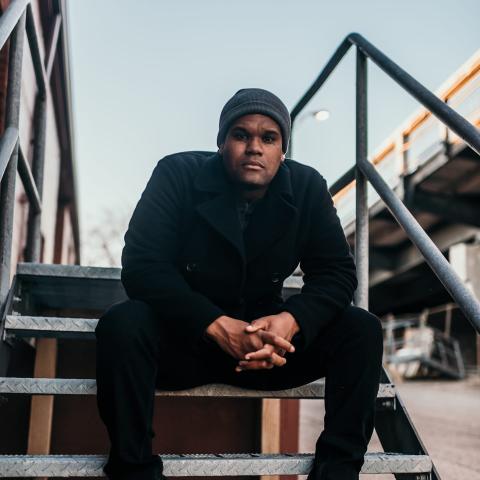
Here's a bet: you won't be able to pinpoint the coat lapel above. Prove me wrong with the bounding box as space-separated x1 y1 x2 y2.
243 162 297 263
194 153 245 262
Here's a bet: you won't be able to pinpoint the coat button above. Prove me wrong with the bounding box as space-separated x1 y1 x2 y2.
271 273 281 284
186 262 198 272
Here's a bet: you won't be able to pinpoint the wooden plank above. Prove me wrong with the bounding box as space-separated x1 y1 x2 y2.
261 399 281 480
27 337 57 475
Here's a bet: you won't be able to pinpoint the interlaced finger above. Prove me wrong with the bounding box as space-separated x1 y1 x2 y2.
258 330 295 353
235 360 274 371
237 351 287 371
244 345 275 361
238 345 287 370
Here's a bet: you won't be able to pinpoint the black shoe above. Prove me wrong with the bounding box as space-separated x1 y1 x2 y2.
104 460 166 480
307 460 358 480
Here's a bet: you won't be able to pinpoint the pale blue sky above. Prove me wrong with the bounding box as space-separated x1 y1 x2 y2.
66 0 479 264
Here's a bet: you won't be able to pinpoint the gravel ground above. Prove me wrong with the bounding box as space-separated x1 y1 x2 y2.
298 376 480 480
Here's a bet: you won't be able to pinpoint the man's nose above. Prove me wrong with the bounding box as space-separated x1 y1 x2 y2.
246 136 262 155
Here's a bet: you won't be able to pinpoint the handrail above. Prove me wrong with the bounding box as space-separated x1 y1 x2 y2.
0 0 56 302
0 129 42 213
358 156 480 331
328 164 355 196
0 0 45 193
0 127 18 181
25 4 47 98
0 0 28 50
290 32 480 335
350 34 480 155
291 33 480 156
18 145 41 214
0 4 25 304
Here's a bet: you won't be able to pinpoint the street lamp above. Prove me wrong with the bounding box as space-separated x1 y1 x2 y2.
313 109 330 122
297 109 330 124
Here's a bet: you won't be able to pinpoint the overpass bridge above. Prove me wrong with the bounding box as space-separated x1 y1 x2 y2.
332 51 480 367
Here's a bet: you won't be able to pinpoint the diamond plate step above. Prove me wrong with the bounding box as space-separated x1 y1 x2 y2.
0 453 432 477
11 263 302 312
5 315 97 338
16 262 121 280
15 262 305 287
0 377 395 398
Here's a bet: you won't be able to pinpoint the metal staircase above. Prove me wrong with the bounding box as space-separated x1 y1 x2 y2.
0 263 433 478
1 1 480 479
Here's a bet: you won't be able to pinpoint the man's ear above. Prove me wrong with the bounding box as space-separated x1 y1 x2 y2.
281 154 285 161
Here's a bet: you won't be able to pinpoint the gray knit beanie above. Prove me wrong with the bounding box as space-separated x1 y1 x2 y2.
217 88 291 153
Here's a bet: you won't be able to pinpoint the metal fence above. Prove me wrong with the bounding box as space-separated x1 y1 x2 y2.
0 0 61 311
288 33 480 334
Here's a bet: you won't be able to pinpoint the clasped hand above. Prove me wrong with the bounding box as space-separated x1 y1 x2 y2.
206 312 299 372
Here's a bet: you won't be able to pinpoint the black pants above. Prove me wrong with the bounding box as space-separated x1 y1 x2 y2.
95 300 383 480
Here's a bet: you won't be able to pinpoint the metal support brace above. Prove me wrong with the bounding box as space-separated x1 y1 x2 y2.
375 369 440 480
354 49 369 309
0 12 26 307
24 96 47 262
0 0 28 50
0 127 18 182
17 146 42 213
45 14 61 81
25 4 47 99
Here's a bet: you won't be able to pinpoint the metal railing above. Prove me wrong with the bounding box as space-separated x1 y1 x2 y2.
289 33 480 334
0 0 61 310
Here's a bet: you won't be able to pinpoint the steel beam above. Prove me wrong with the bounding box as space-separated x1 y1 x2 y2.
329 165 355 196
0 126 18 182
290 38 351 122
0 12 26 307
25 4 47 98
45 14 61 80
17 146 41 214
354 49 369 309
376 370 440 480
24 95 47 261
0 0 28 50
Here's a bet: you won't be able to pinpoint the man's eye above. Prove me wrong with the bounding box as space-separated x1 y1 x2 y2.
263 136 274 143
234 132 247 140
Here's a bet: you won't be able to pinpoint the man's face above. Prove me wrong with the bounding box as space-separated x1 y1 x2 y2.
219 114 284 192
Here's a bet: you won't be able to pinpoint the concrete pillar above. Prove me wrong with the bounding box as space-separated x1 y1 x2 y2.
449 242 480 368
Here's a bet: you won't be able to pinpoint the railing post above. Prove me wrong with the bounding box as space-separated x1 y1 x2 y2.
24 96 47 262
354 48 369 309
0 12 26 307
24 3 48 262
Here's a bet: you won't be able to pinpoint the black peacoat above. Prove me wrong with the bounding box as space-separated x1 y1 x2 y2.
120 151 358 354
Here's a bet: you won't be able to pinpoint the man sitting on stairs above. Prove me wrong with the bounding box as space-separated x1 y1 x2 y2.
95 88 384 480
